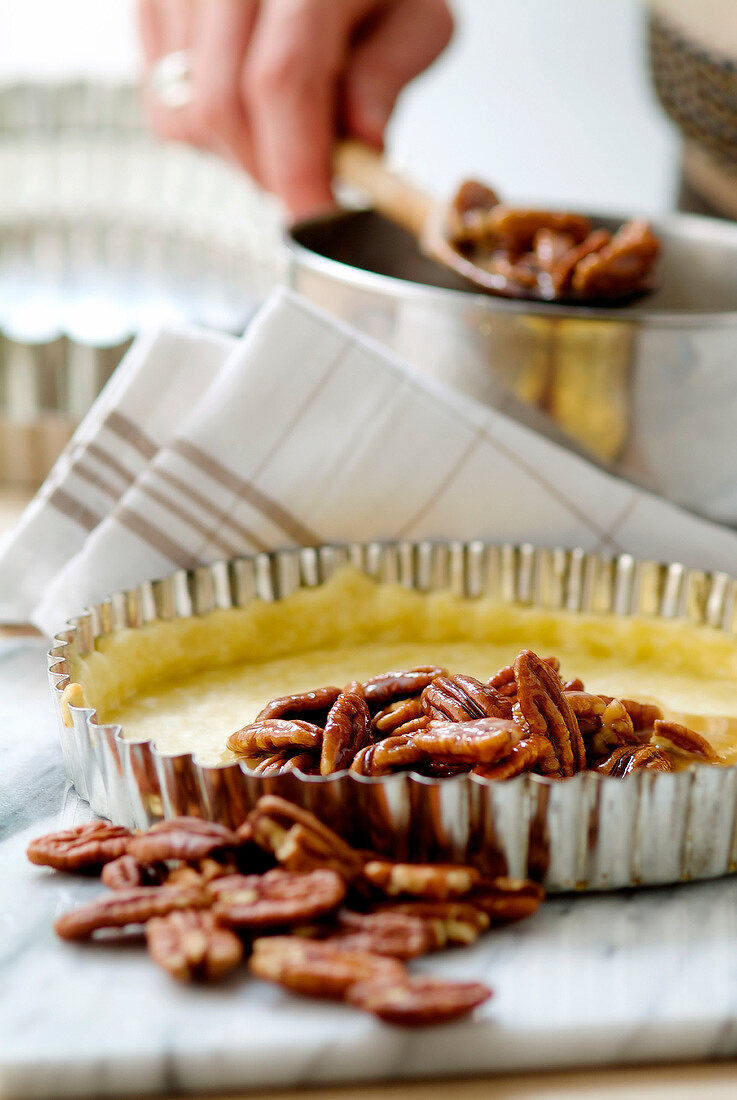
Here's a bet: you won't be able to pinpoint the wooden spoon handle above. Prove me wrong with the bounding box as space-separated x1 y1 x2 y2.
333 140 435 239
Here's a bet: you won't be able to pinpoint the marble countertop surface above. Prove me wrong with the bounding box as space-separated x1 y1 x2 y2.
4 635 737 1100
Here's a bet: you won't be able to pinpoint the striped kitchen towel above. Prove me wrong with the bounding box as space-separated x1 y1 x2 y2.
2 287 737 635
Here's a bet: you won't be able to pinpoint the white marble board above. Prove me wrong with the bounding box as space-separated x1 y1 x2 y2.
3 638 737 1099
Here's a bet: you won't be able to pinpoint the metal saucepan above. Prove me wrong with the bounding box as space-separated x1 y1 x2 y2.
286 207 737 528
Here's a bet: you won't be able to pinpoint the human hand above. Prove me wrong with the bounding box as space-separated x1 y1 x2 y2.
138 0 454 219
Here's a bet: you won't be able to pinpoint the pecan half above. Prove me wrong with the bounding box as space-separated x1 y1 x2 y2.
250 752 294 776
249 935 405 999
484 207 591 252
320 690 372 775
571 220 659 298
452 179 500 220
595 744 672 777
487 655 560 701
27 822 131 872
586 698 640 763
255 686 341 724
652 720 720 762
421 674 513 722
384 901 490 947
472 735 551 780
101 854 165 890
54 885 207 940
565 691 607 735
361 667 446 711
619 699 663 732
362 860 480 899
414 718 520 763
350 735 421 776
346 975 491 1026
227 718 323 755
513 650 585 776
470 877 545 924
353 717 521 776
547 227 612 295
165 857 240 888
146 909 243 981
326 909 436 959
127 817 239 864
210 868 346 929
373 696 424 736
248 795 365 880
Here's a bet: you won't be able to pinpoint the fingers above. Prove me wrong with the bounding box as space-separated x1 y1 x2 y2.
137 0 453 218
139 0 258 162
190 0 260 174
342 0 454 148
244 0 367 219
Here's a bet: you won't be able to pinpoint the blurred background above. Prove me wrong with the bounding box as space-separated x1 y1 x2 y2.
0 0 682 487
2 0 678 208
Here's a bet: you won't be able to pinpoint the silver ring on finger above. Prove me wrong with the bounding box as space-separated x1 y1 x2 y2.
148 50 194 110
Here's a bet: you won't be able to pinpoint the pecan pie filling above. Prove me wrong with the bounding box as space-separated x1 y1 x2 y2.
74 570 737 770
226 650 722 780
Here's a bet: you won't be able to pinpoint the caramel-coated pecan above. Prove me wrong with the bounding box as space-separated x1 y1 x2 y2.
350 735 420 776
472 735 551 780
586 699 641 764
533 227 576 274
361 667 446 710
547 227 612 295
146 909 244 982
250 752 293 776
470 877 545 924
227 718 323 755
384 901 490 947
484 207 591 252
452 178 500 220
127 817 238 864
565 691 607 735
652 720 720 762
248 795 365 880
595 744 672 777
571 220 659 298
373 696 424 736
513 650 586 776
346 975 491 1026
414 718 520 763
320 690 372 775
210 868 346 929
618 699 663 732
101 854 164 890
27 822 131 872
249 935 405 999
487 655 560 700
248 751 319 776
362 860 480 899
364 717 522 776
54 885 207 940
255 686 341 724
421 674 513 722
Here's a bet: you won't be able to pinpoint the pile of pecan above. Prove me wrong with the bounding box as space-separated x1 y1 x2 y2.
27 796 545 1026
227 649 720 781
446 179 660 303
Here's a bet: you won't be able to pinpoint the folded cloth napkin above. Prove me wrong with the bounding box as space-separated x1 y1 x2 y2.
2 287 737 636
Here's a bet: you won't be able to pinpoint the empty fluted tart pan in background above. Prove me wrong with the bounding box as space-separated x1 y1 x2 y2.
48 541 737 892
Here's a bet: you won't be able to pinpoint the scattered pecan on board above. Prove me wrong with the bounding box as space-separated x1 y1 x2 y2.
146 909 244 981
